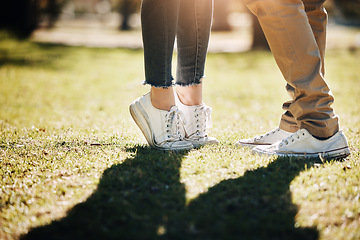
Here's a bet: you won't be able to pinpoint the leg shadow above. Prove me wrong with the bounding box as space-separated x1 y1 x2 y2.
22 148 321 240
22 146 189 240
166 157 321 240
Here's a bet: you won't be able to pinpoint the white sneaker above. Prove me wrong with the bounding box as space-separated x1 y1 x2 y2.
175 93 219 147
129 92 193 150
236 127 292 148
252 129 351 160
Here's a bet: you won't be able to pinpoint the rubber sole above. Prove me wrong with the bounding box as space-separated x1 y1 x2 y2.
254 146 351 160
129 101 155 148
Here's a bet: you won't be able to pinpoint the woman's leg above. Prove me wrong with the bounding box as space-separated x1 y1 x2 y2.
175 0 213 105
176 84 202 105
174 0 218 146
141 0 179 88
129 0 193 150
141 0 179 110
150 87 175 111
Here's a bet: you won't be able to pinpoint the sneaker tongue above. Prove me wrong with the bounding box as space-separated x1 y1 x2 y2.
281 129 307 145
203 105 213 129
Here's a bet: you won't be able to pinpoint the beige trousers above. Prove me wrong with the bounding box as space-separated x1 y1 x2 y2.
243 0 339 138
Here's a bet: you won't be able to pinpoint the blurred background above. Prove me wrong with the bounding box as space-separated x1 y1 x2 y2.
1 0 360 52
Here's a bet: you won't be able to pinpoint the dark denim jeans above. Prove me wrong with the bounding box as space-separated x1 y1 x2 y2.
141 0 213 88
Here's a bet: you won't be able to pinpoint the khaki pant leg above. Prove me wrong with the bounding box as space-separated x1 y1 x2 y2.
243 0 339 138
281 0 328 132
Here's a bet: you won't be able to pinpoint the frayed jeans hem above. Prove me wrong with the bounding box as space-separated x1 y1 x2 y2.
174 75 206 87
175 81 202 87
142 80 175 89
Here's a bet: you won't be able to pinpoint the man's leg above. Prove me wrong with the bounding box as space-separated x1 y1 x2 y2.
242 0 350 159
280 0 328 133
243 0 338 139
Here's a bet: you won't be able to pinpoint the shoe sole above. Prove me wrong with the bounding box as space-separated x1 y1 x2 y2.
129 101 192 151
254 146 351 160
236 142 271 149
129 101 155 148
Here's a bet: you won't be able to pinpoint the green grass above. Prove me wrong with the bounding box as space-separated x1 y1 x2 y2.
1 31 359 240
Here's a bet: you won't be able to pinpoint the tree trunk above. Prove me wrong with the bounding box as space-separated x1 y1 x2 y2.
0 0 40 37
333 0 360 25
119 0 131 30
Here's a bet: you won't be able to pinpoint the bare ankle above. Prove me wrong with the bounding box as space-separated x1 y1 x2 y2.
150 87 175 111
176 84 203 106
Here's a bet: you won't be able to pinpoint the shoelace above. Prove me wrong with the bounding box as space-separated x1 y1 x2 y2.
192 105 213 138
279 130 306 147
255 128 280 141
165 107 186 141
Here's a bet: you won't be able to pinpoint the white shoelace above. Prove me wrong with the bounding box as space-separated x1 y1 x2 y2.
279 129 306 147
164 107 186 142
191 105 213 138
255 128 281 141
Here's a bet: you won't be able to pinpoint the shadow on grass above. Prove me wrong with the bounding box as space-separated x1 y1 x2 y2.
22 146 320 240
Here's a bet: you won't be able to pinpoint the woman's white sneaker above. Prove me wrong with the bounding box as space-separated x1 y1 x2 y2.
252 129 351 160
175 93 218 147
129 92 193 150
236 127 292 148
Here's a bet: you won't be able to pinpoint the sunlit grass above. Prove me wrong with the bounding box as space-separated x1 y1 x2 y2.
1 31 359 240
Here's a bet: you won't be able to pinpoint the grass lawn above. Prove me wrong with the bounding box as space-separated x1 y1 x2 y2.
1 31 359 240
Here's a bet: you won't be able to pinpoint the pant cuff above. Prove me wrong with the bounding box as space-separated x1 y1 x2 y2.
279 121 299 133
142 80 174 89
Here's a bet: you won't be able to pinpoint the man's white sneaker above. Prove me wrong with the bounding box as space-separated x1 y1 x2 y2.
175 93 219 147
129 92 193 151
236 127 292 148
252 129 351 160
